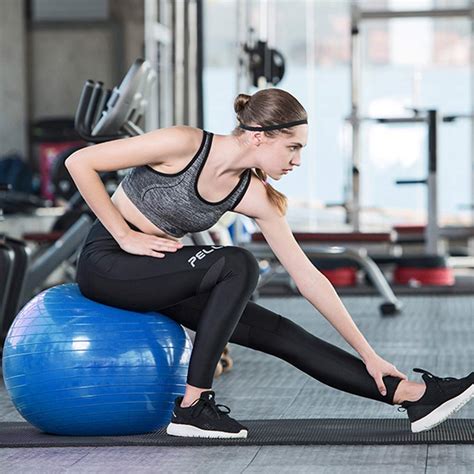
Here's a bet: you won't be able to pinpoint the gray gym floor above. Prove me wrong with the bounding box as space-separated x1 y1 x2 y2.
1 294 473 473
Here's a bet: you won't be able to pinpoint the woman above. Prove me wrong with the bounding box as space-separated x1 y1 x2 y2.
67 88 473 439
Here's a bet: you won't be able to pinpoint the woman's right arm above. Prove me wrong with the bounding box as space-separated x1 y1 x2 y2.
65 126 196 254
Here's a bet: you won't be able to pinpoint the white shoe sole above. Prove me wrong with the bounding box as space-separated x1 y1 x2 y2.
166 422 248 438
411 384 474 433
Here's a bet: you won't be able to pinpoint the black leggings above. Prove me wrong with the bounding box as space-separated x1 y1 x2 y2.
76 219 402 405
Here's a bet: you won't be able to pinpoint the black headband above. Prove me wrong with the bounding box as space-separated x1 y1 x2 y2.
238 119 307 132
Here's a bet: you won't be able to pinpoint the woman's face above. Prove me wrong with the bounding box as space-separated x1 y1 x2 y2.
255 124 308 180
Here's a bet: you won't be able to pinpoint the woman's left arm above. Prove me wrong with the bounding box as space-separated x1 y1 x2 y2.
254 211 408 393
256 212 375 359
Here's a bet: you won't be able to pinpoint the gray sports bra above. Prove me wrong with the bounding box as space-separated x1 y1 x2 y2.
121 130 252 238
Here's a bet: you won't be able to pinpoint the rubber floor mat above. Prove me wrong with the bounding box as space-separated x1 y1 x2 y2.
0 419 472 447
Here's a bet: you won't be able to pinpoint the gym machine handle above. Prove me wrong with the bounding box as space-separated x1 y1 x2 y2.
375 117 425 124
443 114 472 123
84 81 105 132
395 179 427 185
75 80 126 143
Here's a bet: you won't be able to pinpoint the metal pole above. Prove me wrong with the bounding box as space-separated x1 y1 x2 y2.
175 0 185 124
236 0 250 95
160 0 173 128
266 0 276 88
258 0 270 89
196 0 204 128
360 8 472 20
244 1 252 92
144 0 158 131
426 110 439 255
144 0 173 130
234 1 254 245
471 0 474 225
259 0 268 43
233 0 245 247
236 0 242 96
306 0 317 222
188 0 194 123
349 1 361 231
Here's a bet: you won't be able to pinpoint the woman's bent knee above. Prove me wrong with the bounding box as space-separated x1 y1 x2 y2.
220 246 260 290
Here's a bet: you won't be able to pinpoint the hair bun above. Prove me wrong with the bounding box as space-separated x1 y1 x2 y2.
234 93 251 116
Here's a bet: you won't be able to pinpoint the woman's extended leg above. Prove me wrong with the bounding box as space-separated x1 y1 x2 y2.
161 293 405 405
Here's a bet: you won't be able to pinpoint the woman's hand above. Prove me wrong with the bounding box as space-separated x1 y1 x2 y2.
118 229 183 258
364 353 408 396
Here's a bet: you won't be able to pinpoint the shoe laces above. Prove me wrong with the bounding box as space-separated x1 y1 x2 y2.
397 367 457 412
413 367 457 387
191 398 231 420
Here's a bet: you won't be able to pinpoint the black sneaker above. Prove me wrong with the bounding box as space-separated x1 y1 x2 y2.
166 390 248 438
398 368 474 433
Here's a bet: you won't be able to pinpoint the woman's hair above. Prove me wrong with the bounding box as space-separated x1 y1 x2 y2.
232 88 307 216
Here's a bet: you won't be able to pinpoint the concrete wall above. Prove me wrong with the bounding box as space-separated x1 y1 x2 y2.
110 0 144 69
0 0 144 161
0 0 28 157
29 25 119 120
30 0 145 120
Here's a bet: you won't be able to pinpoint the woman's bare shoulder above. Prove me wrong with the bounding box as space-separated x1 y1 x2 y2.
173 125 204 148
232 172 279 221
156 125 204 158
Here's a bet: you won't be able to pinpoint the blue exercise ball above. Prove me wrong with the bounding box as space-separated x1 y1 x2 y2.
2 283 192 436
